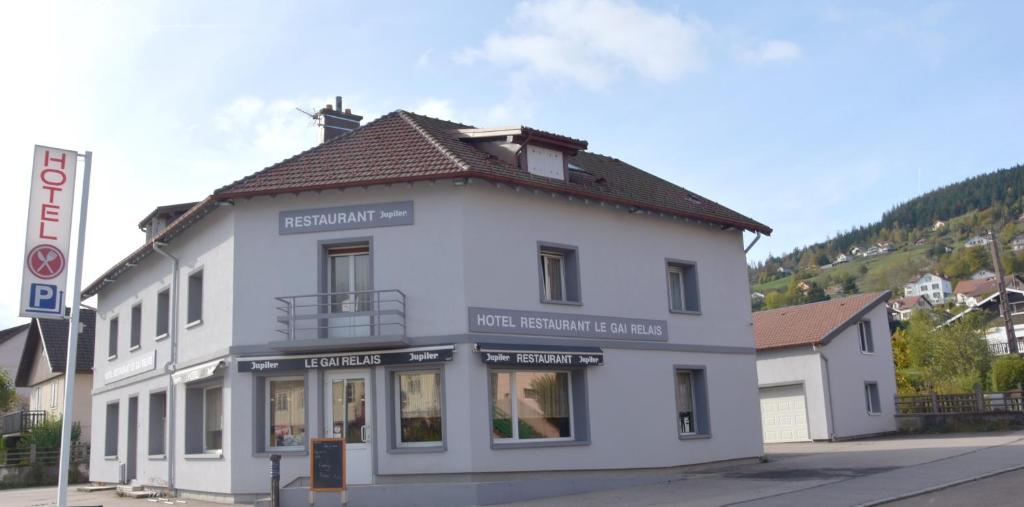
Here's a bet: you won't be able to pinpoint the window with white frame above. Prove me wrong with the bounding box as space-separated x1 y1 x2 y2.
267 377 305 450
394 370 443 447
538 244 580 304
104 402 119 457
187 270 203 325
667 261 700 313
490 370 572 442
858 320 874 353
156 289 170 338
108 316 118 358
864 382 881 414
130 303 142 349
32 387 40 409
203 386 223 452
49 381 58 408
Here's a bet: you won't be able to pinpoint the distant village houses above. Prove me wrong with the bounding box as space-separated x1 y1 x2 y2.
889 295 932 321
1011 235 1024 252
833 253 851 264
971 269 997 280
954 275 1024 307
932 220 947 230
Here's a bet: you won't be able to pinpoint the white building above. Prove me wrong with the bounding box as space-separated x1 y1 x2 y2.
903 273 952 303
965 235 991 248
889 295 932 321
833 253 851 264
753 292 898 442
84 104 772 505
1011 236 1024 252
945 289 1024 355
971 269 998 280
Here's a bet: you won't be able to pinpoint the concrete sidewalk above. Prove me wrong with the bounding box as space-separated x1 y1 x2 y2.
499 431 1024 507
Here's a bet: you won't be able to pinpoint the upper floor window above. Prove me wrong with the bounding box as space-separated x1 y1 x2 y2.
187 270 203 326
108 316 119 359
130 304 142 349
538 243 580 304
156 289 170 338
858 320 874 353
667 261 700 313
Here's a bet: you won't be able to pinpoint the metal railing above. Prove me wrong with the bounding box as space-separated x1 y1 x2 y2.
1 410 47 436
896 390 1024 415
0 442 90 466
275 289 406 341
988 339 1024 355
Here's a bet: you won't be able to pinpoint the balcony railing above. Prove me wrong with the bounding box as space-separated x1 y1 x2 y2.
1 410 46 436
989 338 1024 355
276 290 406 341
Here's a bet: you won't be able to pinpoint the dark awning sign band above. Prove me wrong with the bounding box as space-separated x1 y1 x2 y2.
237 345 454 372
476 343 604 367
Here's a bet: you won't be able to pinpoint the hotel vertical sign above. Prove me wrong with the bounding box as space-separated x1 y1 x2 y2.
20 146 78 319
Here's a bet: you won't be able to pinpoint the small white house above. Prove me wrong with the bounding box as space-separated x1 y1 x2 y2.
965 235 991 248
834 253 851 264
971 269 998 280
753 292 898 442
1011 236 1024 252
904 273 952 303
933 220 947 231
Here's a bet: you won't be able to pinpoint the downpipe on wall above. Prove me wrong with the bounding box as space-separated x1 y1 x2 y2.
814 344 837 441
152 241 179 494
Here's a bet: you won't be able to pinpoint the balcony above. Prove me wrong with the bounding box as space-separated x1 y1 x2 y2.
1 410 46 436
989 338 1024 355
274 290 408 353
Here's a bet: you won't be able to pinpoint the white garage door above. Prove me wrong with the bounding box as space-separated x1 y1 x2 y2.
759 384 810 443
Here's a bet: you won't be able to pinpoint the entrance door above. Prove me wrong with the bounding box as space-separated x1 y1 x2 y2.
127 396 138 483
324 370 372 485
327 246 372 338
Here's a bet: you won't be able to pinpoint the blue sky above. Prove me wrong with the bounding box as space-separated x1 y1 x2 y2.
0 1 1021 327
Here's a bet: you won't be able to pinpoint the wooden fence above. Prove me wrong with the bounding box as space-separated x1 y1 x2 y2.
895 389 1024 415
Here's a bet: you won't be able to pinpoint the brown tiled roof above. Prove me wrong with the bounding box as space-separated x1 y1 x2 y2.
953 275 1023 299
893 295 930 310
85 110 769 297
753 291 890 351
214 111 771 234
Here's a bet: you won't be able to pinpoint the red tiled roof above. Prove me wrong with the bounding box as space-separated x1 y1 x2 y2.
753 292 890 351
893 295 930 310
85 110 770 297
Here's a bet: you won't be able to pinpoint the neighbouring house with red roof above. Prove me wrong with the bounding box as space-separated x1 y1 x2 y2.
84 99 771 504
889 295 932 321
954 275 1024 306
753 292 897 442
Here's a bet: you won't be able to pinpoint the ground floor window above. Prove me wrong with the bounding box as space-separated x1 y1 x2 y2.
204 386 223 451
864 382 881 414
185 381 224 455
148 391 166 456
104 401 119 457
394 370 444 447
490 370 572 442
674 366 711 437
268 377 305 450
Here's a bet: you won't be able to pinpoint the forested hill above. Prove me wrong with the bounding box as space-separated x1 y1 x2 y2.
750 163 1024 298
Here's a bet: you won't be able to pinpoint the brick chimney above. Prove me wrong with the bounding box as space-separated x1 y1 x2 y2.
318 96 362 143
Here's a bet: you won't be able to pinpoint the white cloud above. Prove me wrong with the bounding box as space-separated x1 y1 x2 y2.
414 98 457 121
737 40 802 64
457 0 707 89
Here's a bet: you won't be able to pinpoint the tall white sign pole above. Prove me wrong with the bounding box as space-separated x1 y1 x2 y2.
56 151 91 507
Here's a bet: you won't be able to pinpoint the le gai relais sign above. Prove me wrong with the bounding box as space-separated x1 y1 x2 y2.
20 146 78 319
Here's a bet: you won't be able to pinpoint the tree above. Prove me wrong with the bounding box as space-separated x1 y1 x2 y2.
991 355 1024 391
0 370 17 413
898 310 993 393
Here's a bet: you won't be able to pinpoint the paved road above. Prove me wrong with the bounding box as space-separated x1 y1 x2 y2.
884 467 1024 507
500 431 1024 507
0 487 234 507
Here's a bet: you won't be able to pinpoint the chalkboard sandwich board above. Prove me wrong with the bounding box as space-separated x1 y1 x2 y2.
310 438 346 492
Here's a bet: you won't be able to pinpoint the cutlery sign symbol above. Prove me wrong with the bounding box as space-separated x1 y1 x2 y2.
27 244 65 280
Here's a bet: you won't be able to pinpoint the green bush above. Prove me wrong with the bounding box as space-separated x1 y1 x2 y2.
991 355 1024 391
17 417 80 452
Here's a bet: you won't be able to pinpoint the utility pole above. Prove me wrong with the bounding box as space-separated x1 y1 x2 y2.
989 227 1019 355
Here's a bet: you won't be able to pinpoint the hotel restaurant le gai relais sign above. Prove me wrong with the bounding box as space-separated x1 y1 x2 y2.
20 146 79 319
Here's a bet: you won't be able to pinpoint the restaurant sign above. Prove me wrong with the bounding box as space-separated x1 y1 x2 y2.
279 201 414 235
103 350 156 384
468 307 668 341
237 346 454 372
